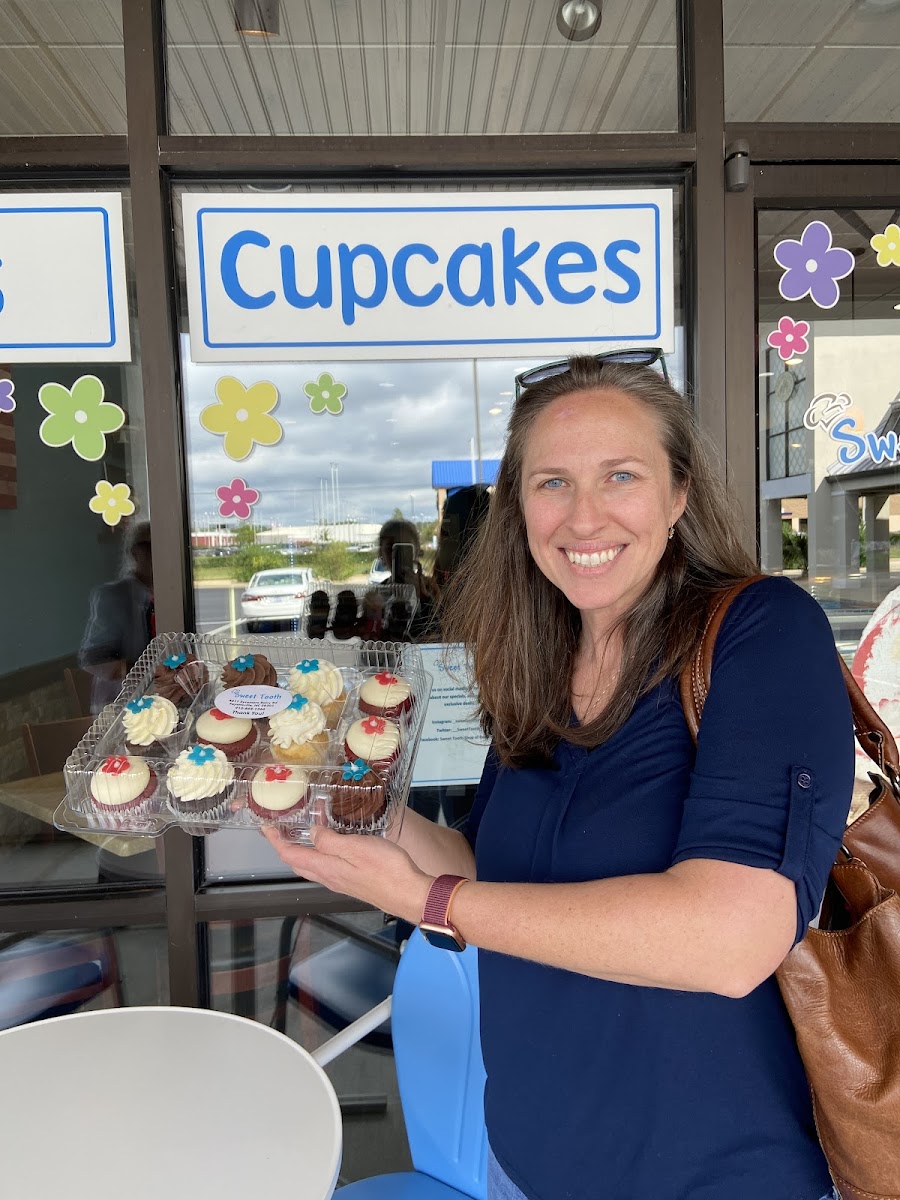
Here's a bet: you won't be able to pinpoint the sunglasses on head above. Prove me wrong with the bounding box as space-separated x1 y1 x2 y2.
514 347 668 400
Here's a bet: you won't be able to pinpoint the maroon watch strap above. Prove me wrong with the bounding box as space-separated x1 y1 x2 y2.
422 874 468 927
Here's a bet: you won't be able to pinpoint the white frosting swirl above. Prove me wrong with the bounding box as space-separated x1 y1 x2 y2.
250 766 309 812
359 673 412 711
288 659 344 706
123 695 178 746
346 717 401 763
91 757 151 807
168 745 234 802
268 699 327 750
195 708 253 746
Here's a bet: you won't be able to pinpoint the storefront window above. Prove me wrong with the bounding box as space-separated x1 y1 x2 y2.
0 0 126 135
726 0 900 122
0 188 160 891
165 0 681 135
758 207 900 801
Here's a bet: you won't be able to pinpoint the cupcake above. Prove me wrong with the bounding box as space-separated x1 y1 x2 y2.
220 653 277 689
195 706 260 761
344 715 401 772
167 743 234 816
358 590 386 640
122 694 179 751
288 657 346 727
153 652 208 707
247 763 309 821
268 694 330 765
306 590 330 639
90 755 157 815
358 671 413 719
328 758 386 829
331 590 359 640
384 599 413 641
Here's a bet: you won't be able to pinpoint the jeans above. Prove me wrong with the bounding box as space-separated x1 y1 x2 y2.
487 1146 839 1200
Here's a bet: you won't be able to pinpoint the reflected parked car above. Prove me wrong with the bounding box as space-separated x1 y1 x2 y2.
368 557 391 585
241 568 316 630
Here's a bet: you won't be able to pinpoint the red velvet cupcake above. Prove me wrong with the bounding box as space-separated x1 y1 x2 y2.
344 715 401 773
358 671 413 719
195 706 260 761
90 755 157 815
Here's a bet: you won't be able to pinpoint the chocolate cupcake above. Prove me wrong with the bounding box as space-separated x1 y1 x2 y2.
153 652 208 707
357 590 386 640
331 590 359 640
122 694 179 752
358 671 413 719
306 590 330 639
167 744 234 816
328 758 386 828
90 755 157 815
220 653 277 689
344 715 401 772
195 706 260 761
384 599 413 641
247 764 309 821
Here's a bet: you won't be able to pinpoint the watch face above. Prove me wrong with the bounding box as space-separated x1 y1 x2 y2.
420 925 465 952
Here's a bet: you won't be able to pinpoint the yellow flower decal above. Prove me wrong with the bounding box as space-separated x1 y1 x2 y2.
870 223 900 268
89 480 135 527
200 377 283 461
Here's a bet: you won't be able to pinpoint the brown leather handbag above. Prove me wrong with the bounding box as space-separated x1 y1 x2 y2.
680 576 900 1200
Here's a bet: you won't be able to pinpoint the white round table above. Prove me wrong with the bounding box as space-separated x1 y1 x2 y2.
0 1006 342 1200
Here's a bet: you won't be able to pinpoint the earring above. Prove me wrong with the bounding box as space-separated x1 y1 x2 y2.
667 525 675 540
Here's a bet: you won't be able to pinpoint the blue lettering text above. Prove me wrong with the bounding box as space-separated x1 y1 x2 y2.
832 417 867 465
544 241 597 304
280 244 333 310
446 243 495 307
866 428 899 466
338 243 388 326
602 240 641 304
221 231 276 309
502 228 543 306
392 243 443 307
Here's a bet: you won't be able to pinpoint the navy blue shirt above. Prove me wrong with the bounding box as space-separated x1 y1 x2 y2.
466 578 854 1200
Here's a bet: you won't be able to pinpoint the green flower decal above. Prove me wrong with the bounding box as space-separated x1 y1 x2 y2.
38 374 125 462
305 372 347 416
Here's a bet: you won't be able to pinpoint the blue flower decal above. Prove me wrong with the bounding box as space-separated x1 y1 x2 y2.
296 659 319 673
187 744 216 765
164 653 187 669
287 694 309 711
126 696 154 714
231 654 255 671
342 758 369 781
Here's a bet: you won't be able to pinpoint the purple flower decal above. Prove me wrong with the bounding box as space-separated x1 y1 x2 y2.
774 221 854 310
0 379 15 414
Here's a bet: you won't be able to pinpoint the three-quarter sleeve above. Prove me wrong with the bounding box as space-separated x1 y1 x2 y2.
670 576 855 942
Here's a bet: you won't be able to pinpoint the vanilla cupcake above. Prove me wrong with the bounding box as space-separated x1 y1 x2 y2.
195 706 259 761
268 694 330 764
90 755 157 815
288 657 346 727
167 743 234 816
247 763 309 821
122 694 179 752
358 671 413 719
344 715 401 772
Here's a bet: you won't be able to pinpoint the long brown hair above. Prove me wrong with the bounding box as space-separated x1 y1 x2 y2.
439 357 757 769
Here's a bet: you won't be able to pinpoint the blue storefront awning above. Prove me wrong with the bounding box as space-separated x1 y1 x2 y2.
431 459 501 490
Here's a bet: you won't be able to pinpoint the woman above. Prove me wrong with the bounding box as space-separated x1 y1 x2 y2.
266 356 853 1200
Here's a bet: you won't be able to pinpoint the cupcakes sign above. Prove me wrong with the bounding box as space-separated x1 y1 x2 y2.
214 683 292 720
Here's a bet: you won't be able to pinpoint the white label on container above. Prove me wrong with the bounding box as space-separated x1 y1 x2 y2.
214 685 292 719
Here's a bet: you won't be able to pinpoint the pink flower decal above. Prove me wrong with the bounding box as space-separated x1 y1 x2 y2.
216 477 260 521
766 316 810 362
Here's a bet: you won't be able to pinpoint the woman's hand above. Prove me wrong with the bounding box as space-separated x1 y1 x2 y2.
261 825 435 924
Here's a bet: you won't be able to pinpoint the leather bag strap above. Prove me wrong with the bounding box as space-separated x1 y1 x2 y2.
679 575 900 779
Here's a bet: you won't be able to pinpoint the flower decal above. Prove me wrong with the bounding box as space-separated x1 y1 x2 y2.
374 671 398 687
200 377 283 461
164 653 187 669
766 316 810 362
230 655 255 671
362 716 386 736
342 758 369 781
264 765 292 782
209 707 230 721
0 379 15 414
295 659 319 673
287 694 309 711
305 372 347 416
870 223 900 268
89 480 135 527
101 756 130 775
187 744 216 765
126 697 154 714
38 374 126 461
216 477 260 521
774 221 854 309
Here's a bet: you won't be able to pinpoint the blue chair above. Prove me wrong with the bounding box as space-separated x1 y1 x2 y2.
0 932 121 1030
334 929 487 1200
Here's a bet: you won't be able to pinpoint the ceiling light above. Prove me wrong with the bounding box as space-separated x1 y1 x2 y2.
785 358 803 366
557 0 602 41
499 390 513 397
894 302 900 311
234 0 279 37
488 406 503 415
759 372 774 378
378 382 395 388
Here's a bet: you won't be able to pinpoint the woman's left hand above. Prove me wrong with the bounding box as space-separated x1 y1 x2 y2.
261 825 434 924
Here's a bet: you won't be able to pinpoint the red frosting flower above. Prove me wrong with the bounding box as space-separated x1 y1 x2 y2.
210 707 230 721
374 671 398 686
264 765 292 782
102 755 130 775
361 716 386 735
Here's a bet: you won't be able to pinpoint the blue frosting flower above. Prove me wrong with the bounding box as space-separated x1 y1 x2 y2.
342 758 369 781
187 744 216 765
232 654 255 671
164 653 187 669
287 694 309 711
126 696 154 714
296 659 319 673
